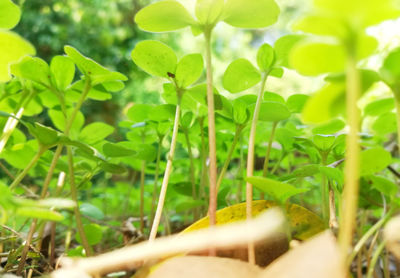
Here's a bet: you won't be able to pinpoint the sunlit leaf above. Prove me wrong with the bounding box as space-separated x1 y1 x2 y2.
257 43 275 72
257 101 291 122
10 56 51 87
222 0 280 29
131 40 177 78
0 0 21 29
274 34 305 68
312 118 345 134
364 98 395 116
175 54 203 88
286 94 309 113
360 147 391 176
75 224 102 246
223 58 261 93
50 55 75 91
195 0 224 25
79 122 115 145
103 142 136 157
372 112 397 135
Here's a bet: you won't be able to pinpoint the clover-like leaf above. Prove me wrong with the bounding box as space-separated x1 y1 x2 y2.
195 0 224 25
312 119 345 135
175 54 204 88
312 134 336 151
48 108 84 138
372 112 397 135
286 94 309 113
364 98 395 117
76 223 102 246
50 55 75 91
30 123 60 147
131 40 177 79
127 104 152 123
222 0 280 29
0 0 21 29
257 43 275 72
10 56 51 87
223 58 261 93
257 101 291 122
64 45 127 85
232 99 249 125
135 0 195 32
247 176 309 203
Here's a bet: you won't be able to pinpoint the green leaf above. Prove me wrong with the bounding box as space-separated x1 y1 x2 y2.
176 200 206 213
99 162 126 174
135 0 195 32
48 108 84 138
360 147 392 176
149 104 176 122
0 141 36 169
131 40 177 78
79 203 104 220
274 34 305 68
0 31 35 82
263 92 285 103
312 118 345 135
133 143 157 162
195 0 224 25
372 112 397 135
0 0 21 29
314 0 400 28
222 0 280 29
64 45 127 85
75 224 102 246
16 207 64 221
181 112 193 129
127 104 152 123
380 47 400 94
31 123 60 146
286 94 309 113
175 54 203 88
103 142 136 157
366 175 398 198
79 122 115 145
257 43 275 72
10 56 51 87
364 98 395 116
319 166 344 186
233 99 249 125
50 55 75 91
257 101 291 122
246 176 309 203
223 58 261 93
290 42 345 76
293 15 346 38
312 134 335 151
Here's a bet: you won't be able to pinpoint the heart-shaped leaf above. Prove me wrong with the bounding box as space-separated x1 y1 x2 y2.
131 40 177 78
257 43 275 72
76 223 102 246
103 142 136 157
286 94 309 113
380 47 400 95
79 122 115 145
135 0 195 32
175 54 204 88
274 34 305 68
312 119 345 135
50 55 75 91
223 58 261 93
364 98 395 116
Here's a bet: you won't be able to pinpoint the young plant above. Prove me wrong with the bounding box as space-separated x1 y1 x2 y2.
131 40 203 240
134 0 280 237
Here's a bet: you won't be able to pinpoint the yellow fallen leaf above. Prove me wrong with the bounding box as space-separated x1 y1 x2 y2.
183 200 324 240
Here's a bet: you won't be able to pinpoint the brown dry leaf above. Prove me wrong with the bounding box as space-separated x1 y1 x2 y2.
384 215 400 260
146 256 262 278
182 200 324 266
258 231 344 278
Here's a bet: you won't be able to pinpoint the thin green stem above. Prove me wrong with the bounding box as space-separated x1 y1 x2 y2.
237 137 244 203
338 53 361 269
366 240 386 278
204 28 218 236
67 146 92 256
262 121 278 177
9 145 46 190
394 95 400 150
348 209 393 264
321 153 329 227
199 117 208 203
149 99 181 241
246 72 269 264
150 136 163 224
217 125 243 191
139 160 146 233
183 128 198 221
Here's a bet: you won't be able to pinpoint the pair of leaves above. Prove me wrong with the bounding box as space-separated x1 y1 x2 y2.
135 0 280 33
131 40 203 89
223 35 303 94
